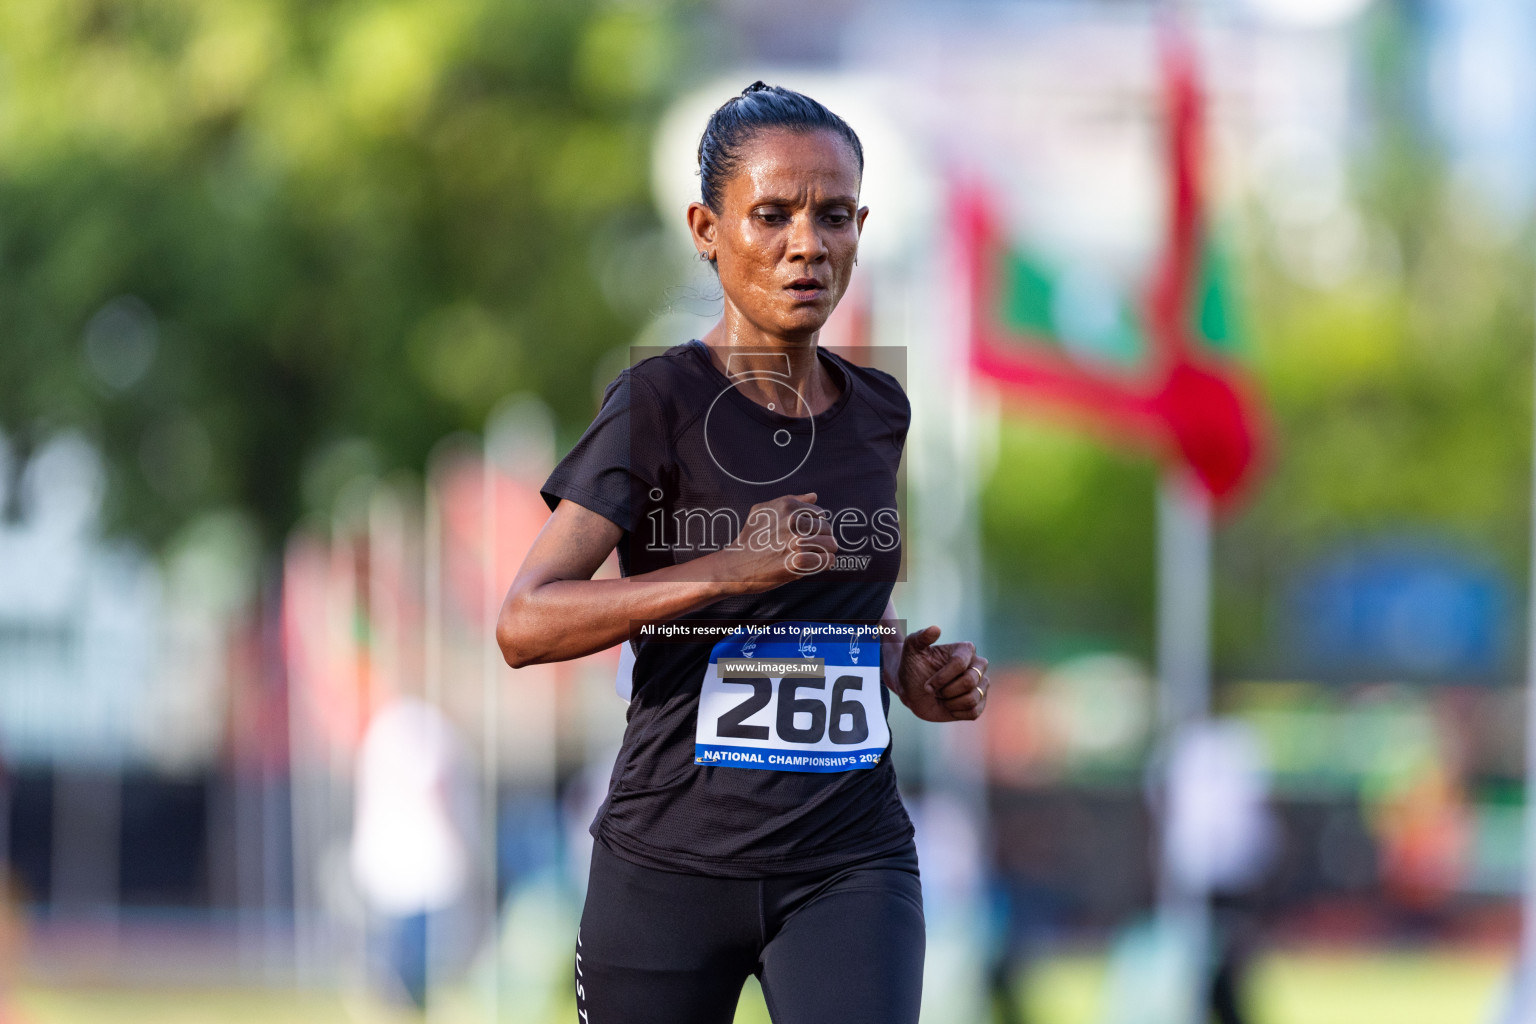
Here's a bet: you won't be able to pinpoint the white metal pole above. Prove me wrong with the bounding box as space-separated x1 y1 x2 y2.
481 445 502 1023
1509 297 1536 1023
284 553 319 987
1156 469 1213 1024
1155 472 1212 748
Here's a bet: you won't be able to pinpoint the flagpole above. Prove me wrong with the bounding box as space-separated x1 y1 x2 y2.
1509 283 1536 1023
1152 1 1215 1017
481 441 502 1024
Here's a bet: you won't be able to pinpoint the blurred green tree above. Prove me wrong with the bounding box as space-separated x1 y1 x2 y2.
979 0 1535 676
1214 0 1534 678
0 0 688 548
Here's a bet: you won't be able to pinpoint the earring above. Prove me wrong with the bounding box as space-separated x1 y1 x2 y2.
698 250 712 262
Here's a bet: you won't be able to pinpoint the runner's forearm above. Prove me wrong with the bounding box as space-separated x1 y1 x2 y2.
497 556 754 667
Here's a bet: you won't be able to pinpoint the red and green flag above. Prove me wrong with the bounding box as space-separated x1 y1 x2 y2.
960 30 1264 505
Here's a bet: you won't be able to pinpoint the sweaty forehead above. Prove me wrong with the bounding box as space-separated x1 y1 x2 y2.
727 129 862 203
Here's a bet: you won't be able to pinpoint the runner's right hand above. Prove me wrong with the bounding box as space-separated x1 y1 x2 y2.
720 492 839 593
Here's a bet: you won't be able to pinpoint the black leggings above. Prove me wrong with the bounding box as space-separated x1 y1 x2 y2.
576 841 925 1024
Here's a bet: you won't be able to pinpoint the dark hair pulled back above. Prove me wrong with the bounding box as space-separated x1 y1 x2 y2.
696 81 864 212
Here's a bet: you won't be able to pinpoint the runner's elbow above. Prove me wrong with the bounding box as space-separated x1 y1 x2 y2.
495 591 543 669
498 628 543 670
497 632 534 670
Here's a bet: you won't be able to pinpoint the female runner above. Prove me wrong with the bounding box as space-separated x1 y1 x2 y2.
498 82 991 1024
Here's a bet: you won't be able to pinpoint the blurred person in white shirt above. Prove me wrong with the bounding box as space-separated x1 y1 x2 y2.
350 696 474 1010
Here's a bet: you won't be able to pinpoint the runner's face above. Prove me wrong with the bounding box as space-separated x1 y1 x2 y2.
706 129 867 339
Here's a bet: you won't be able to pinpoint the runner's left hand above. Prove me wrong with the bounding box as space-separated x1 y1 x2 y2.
893 626 989 723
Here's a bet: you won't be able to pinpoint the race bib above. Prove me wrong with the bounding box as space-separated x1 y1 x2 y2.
695 623 889 773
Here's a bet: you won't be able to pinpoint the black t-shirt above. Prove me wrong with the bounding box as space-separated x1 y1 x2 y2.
541 340 915 878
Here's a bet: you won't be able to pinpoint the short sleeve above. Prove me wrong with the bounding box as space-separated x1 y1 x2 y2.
845 359 911 457
540 370 664 534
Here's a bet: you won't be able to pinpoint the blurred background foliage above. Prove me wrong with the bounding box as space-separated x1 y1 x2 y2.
981 2 1536 674
1216 0 1535 677
0 0 694 549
